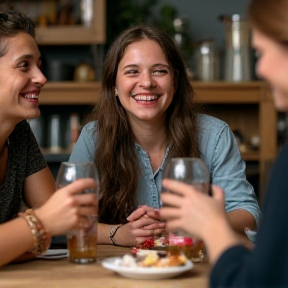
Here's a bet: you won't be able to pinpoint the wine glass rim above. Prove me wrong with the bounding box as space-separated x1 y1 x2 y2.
170 157 205 162
61 161 95 166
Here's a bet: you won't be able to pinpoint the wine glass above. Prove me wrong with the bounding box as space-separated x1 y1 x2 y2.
56 162 99 190
162 157 210 194
56 162 99 264
161 157 210 262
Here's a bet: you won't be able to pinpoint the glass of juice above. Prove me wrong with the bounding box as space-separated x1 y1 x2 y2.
56 162 99 264
161 158 210 262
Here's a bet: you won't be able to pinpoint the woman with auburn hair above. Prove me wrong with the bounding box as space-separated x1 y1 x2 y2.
0 5 97 267
160 0 288 286
70 25 260 247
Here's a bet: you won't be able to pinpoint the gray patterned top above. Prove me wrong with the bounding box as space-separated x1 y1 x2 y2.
0 120 47 223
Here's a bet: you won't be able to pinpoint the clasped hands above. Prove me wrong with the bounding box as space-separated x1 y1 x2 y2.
119 205 166 246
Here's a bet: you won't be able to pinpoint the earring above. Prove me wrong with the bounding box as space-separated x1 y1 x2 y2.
115 88 118 97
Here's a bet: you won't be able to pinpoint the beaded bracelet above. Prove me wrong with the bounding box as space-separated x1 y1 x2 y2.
20 209 51 255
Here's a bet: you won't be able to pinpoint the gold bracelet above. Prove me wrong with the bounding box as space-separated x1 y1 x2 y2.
20 209 51 255
109 225 122 246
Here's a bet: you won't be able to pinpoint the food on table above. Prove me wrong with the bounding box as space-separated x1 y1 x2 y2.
131 236 168 254
119 250 188 268
131 234 205 262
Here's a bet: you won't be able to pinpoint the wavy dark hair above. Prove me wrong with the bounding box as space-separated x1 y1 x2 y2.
0 4 35 57
93 25 200 224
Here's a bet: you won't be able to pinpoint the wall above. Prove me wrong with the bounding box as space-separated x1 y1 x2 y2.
155 0 251 48
106 0 255 79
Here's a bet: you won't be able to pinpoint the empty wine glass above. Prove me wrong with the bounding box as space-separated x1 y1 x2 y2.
161 157 210 262
162 157 210 194
56 162 99 264
56 161 99 187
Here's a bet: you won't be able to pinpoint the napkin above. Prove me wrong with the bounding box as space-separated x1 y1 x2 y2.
244 228 257 243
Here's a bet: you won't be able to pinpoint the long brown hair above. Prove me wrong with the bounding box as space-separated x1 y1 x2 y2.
248 0 288 45
93 26 200 224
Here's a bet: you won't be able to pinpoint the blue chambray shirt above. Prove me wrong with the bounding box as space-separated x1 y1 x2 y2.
69 114 261 227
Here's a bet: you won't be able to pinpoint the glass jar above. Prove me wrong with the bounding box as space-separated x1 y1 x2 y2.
196 40 219 81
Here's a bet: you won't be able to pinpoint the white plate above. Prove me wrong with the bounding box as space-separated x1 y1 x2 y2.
37 249 68 259
101 257 193 280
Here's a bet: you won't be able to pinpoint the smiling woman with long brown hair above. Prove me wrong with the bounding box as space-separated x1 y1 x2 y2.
70 25 260 247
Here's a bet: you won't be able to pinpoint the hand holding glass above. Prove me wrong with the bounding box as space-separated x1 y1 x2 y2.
162 157 210 262
56 162 99 264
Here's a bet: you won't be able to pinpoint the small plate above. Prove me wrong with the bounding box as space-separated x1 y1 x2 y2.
101 257 193 280
37 249 68 259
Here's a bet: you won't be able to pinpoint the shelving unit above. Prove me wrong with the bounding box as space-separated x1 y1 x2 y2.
193 81 277 203
40 81 277 203
21 0 107 178
28 0 276 203
40 82 101 104
35 0 106 45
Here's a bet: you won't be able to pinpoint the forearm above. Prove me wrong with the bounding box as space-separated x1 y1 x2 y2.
97 223 113 244
11 252 36 263
97 223 138 247
0 218 33 267
226 209 256 248
227 209 257 233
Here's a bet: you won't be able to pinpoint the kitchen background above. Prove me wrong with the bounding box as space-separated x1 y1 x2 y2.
10 0 288 202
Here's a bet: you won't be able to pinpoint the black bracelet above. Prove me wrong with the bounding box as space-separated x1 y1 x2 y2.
109 225 122 245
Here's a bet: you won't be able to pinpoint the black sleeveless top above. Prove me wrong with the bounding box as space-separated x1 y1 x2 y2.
0 120 47 223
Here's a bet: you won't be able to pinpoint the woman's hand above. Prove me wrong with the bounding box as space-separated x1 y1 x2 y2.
35 178 97 236
127 205 162 222
160 179 241 263
113 205 165 246
160 180 227 240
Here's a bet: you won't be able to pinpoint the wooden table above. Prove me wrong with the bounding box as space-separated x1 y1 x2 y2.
0 245 210 288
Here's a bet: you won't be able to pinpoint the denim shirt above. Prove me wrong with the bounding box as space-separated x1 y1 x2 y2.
69 114 261 226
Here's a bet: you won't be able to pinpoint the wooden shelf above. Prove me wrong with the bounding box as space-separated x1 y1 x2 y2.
36 26 104 45
40 81 273 105
35 0 106 45
193 81 271 103
40 81 270 104
40 82 101 105
40 80 277 204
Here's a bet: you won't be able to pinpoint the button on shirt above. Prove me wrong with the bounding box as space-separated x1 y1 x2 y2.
69 114 261 227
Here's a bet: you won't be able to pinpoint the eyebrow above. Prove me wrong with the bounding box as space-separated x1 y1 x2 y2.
15 54 42 62
122 63 170 70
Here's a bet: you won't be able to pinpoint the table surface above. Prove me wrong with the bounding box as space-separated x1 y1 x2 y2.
0 245 210 288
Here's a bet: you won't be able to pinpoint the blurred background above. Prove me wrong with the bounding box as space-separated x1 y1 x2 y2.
9 0 288 204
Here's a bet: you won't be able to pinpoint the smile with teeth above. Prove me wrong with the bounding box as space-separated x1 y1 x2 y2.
131 94 159 102
23 94 39 99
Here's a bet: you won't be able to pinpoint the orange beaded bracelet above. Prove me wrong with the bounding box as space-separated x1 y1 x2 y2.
20 209 51 255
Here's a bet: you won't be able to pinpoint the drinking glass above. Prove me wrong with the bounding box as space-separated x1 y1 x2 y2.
56 162 99 264
161 157 210 262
